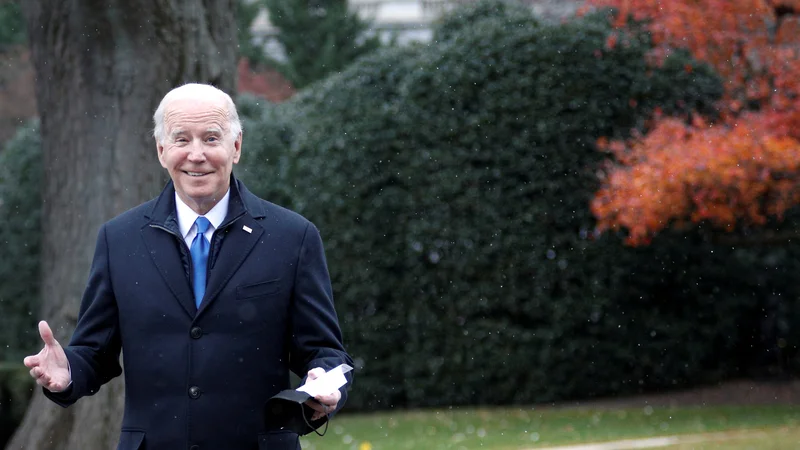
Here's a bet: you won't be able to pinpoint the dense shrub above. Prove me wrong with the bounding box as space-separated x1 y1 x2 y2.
236 94 298 208
5 1 794 417
0 1 25 50
239 1 736 409
0 120 40 447
432 0 536 41
0 120 41 363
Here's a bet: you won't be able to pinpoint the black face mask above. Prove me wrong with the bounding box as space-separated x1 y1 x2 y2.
263 389 329 436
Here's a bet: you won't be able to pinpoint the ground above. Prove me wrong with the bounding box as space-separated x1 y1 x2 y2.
569 379 800 410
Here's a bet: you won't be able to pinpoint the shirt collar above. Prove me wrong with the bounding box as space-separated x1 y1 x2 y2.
175 189 231 239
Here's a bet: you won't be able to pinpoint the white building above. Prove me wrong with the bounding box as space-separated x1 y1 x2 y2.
251 0 583 60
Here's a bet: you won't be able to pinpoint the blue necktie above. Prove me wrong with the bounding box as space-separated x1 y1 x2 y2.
190 217 211 308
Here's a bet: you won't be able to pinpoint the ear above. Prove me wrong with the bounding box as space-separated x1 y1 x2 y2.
232 132 242 164
156 139 168 168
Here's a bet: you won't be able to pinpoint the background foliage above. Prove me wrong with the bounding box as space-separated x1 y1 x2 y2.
0 0 25 50
585 0 800 244
0 120 41 363
236 0 270 67
234 1 779 410
0 121 40 444
261 0 380 88
2 1 799 427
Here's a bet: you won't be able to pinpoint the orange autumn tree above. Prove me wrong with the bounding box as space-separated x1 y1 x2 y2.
585 0 800 245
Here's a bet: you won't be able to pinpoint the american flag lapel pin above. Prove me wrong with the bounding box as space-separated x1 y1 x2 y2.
243 225 253 234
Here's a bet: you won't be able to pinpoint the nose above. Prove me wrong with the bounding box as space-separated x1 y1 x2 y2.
186 141 206 162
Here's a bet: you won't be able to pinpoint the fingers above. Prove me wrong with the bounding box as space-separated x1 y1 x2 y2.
315 387 341 406
311 391 340 416
30 366 49 382
39 321 57 347
306 367 325 380
30 367 65 392
306 400 330 421
30 367 51 387
305 399 326 413
315 394 339 408
27 358 44 384
305 368 339 420
35 373 50 386
23 354 39 368
304 396 337 421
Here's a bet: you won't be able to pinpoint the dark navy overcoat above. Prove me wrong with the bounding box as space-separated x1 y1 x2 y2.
45 176 353 450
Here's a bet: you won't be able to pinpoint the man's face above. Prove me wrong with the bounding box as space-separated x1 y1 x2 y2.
157 96 241 214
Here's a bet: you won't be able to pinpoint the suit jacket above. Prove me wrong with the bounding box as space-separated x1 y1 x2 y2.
44 176 353 450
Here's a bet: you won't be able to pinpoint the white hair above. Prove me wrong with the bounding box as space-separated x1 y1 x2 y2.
153 83 242 144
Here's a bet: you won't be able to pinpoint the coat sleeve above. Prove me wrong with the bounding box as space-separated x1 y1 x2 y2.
44 224 123 407
289 222 354 429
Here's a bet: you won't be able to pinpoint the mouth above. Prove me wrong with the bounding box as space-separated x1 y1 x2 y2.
183 171 211 177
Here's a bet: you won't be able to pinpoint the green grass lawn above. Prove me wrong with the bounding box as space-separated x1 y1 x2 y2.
667 427 800 449
300 405 800 450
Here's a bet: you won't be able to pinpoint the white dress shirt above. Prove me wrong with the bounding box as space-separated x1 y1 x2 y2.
175 189 230 247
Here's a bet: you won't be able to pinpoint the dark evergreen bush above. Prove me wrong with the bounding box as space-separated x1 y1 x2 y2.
9 2 789 417
239 1 733 409
0 120 42 364
0 120 40 447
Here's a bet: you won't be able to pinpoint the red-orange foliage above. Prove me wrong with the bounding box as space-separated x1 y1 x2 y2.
594 116 800 244
584 0 800 245
237 59 295 103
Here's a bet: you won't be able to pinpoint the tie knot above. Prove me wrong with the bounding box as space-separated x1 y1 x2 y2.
194 216 211 235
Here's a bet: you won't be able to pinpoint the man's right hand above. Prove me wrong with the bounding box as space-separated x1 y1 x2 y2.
23 320 71 393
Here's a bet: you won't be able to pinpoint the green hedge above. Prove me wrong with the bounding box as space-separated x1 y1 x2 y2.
0 1 26 50
238 1 744 409
0 120 42 364
0 121 41 447
3 1 796 420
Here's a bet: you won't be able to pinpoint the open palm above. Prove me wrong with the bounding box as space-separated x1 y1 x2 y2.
23 321 71 392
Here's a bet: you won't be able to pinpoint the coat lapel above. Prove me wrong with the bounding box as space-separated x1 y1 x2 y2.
141 176 267 318
199 214 264 314
141 224 197 318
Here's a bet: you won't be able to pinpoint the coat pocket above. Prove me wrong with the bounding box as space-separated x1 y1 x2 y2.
117 430 145 450
237 279 282 299
258 430 300 450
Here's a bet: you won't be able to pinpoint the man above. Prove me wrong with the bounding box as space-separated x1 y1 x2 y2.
23 83 352 450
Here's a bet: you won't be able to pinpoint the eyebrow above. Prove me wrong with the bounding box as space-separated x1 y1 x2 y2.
169 127 224 140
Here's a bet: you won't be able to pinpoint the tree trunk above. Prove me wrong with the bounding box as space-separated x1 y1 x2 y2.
7 1 236 449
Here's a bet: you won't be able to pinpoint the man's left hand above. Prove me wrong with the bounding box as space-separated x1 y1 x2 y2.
303 367 341 421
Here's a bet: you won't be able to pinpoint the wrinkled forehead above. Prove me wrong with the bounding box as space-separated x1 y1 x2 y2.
163 97 230 132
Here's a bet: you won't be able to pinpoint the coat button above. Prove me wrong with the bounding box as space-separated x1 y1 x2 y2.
188 386 201 399
190 326 202 339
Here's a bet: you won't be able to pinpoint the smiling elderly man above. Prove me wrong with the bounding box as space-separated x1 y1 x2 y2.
23 83 353 450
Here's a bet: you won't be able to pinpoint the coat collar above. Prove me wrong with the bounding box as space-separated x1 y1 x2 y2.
141 174 267 319
145 174 267 228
